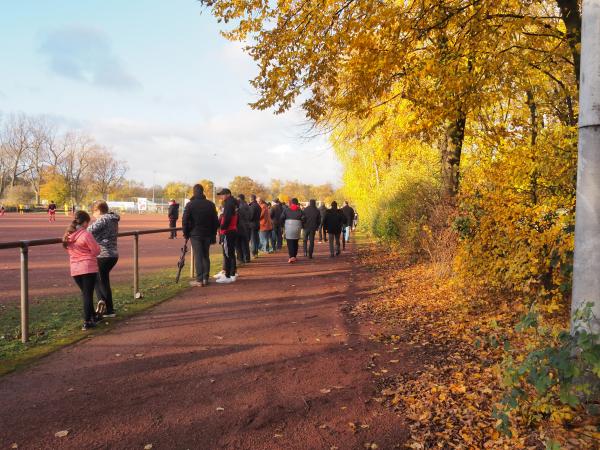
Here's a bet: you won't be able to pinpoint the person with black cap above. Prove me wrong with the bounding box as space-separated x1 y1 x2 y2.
280 198 304 263
270 198 283 250
302 199 321 259
318 201 328 242
215 187 238 283
182 184 219 287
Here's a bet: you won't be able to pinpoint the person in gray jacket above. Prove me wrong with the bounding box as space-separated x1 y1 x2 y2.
302 199 321 259
280 198 304 263
89 200 120 317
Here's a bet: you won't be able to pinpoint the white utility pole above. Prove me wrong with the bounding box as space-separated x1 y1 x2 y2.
572 0 600 333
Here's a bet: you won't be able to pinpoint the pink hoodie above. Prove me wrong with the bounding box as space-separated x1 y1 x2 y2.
66 228 101 276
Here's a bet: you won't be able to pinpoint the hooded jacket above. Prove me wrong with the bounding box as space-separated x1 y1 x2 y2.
168 202 180 219
66 228 101 276
182 194 219 239
89 212 120 258
341 204 355 227
259 203 273 231
249 200 261 229
219 196 238 235
323 206 346 235
270 202 283 226
281 204 304 239
303 201 321 232
237 199 252 236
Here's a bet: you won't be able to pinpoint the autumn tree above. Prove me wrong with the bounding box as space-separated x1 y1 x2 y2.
229 176 268 198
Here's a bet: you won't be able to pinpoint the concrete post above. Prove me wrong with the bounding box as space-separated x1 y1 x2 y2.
572 0 600 333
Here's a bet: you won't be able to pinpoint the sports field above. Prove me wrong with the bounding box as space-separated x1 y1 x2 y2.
0 213 190 304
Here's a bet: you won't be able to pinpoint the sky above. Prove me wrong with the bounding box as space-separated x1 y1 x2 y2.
0 0 341 188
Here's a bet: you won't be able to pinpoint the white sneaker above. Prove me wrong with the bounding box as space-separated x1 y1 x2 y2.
216 276 235 284
213 271 225 279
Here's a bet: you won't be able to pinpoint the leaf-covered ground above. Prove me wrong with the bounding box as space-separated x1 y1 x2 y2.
353 242 599 450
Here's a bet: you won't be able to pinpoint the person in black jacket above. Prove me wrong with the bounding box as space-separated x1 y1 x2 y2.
216 188 238 283
302 199 321 259
168 199 180 239
182 185 219 287
341 201 355 244
236 194 252 264
322 201 347 257
248 194 261 258
270 199 283 250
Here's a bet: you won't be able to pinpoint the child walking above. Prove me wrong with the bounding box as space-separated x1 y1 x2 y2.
63 211 101 330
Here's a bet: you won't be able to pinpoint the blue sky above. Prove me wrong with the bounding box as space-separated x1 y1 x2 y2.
0 0 340 187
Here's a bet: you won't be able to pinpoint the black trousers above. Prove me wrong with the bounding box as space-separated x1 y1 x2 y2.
74 273 97 322
169 218 177 238
328 232 341 256
95 257 118 314
191 237 211 282
318 224 327 241
272 224 283 249
250 226 260 256
303 230 316 257
236 231 251 263
287 239 299 258
222 232 237 277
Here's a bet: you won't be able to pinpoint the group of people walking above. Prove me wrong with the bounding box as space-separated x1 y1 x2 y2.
180 183 357 287
60 185 356 331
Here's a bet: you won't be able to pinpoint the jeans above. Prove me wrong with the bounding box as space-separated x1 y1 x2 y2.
236 231 251 263
287 239 299 258
344 225 351 243
318 224 327 241
96 257 118 314
169 218 177 238
191 236 211 282
272 224 283 249
74 273 97 322
303 230 316 257
250 226 260 256
222 231 237 277
259 230 273 253
328 232 341 256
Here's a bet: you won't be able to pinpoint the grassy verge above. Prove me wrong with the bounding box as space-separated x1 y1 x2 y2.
0 253 223 376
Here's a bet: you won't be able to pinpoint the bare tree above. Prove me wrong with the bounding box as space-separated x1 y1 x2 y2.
89 147 127 200
1 114 32 190
58 132 97 206
23 118 54 204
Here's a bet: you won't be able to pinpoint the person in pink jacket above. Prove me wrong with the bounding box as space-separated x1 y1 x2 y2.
62 210 101 330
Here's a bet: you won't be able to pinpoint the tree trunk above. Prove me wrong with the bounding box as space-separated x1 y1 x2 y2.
441 110 467 198
572 0 600 334
557 0 582 86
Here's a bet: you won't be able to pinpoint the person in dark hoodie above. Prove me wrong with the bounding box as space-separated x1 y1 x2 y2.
236 194 252 264
89 200 120 317
270 198 283 250
182 184 219 287
303 199 321 259
318 201 328 242
168 199 180 239
341 201 355 244
215 188 238 283
248 194 261 258
322 201 346 257
280 198 304 263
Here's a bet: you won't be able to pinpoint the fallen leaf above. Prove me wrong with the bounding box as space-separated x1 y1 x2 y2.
216 407 224 412
144 445 153 450
10 444 17 449
67 388 74 392
54 430 69 438
320 388 331 394
135 353 144 357
115 353 121 357
274 434 283 438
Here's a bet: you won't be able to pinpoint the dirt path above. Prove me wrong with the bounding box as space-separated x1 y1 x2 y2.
0 241 407 449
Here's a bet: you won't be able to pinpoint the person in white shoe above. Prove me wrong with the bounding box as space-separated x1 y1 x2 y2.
215 188 239 284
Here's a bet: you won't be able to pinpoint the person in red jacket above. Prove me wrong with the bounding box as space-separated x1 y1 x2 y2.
62 211 101 330
215 188 238 284
48 201 57 222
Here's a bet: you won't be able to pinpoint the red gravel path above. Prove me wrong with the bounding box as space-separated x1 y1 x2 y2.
0 241 408 449
0 213 192 304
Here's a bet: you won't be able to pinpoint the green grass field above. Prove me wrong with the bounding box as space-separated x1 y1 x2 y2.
0 254 224 376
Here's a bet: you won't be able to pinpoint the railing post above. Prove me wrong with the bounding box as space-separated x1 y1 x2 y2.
190 243 195 279
20 243 29 343
133 232 141 298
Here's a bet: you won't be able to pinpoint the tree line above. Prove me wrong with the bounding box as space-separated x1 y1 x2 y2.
0 114 127 206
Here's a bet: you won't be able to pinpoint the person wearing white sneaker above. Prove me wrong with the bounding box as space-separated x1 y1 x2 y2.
216 187 238 283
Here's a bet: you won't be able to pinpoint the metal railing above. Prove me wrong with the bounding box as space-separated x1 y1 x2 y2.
0 227 184 343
